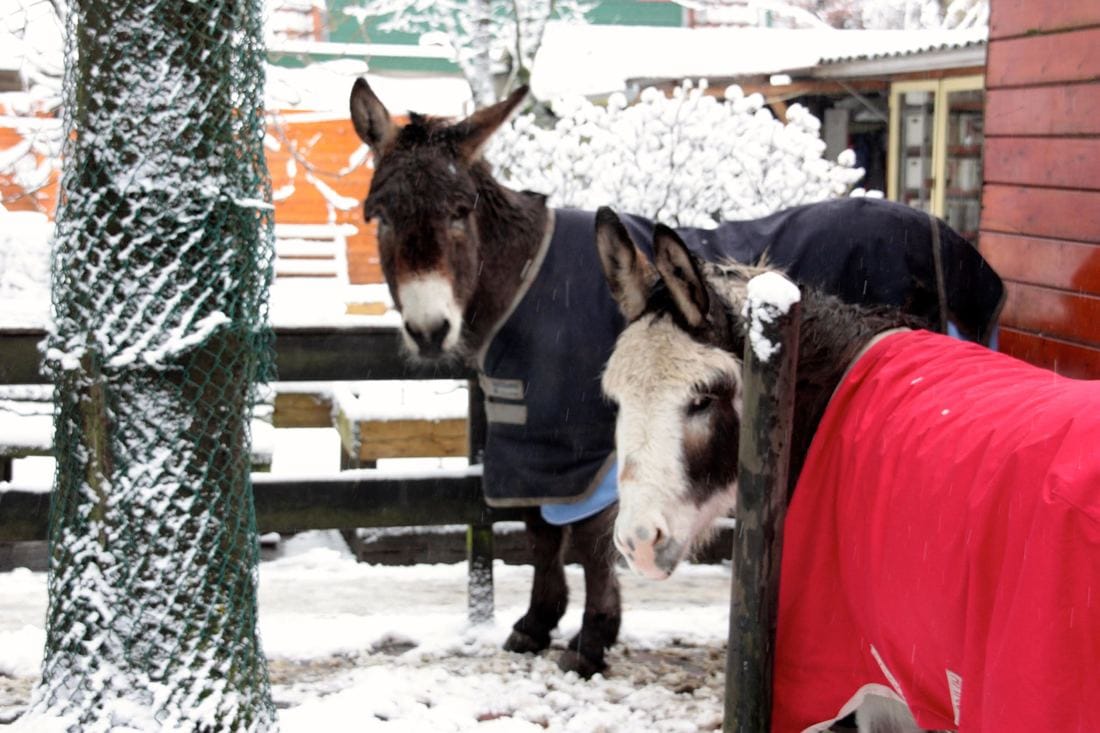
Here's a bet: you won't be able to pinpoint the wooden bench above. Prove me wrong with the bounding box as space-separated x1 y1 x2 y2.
271 223 391 317
273 223 355 282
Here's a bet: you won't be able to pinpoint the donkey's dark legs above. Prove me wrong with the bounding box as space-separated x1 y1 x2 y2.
559 506 622 678
504 508 568 654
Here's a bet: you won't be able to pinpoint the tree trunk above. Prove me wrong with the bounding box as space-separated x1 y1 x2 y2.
468 0 497 105
30 0 276 729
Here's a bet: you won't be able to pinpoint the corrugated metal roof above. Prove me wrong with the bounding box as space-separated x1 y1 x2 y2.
817 27 987 65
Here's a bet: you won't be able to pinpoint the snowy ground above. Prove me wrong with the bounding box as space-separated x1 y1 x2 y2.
0 429 734 732
0 531 732 732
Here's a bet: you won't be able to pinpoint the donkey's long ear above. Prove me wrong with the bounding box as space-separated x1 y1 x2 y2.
596 207 655 322
350 78 397 153
654 224 709 329
455 85 529 161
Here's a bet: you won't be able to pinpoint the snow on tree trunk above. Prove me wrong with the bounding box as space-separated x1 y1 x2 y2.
24 0 277 730
487 82 866 226
469 0 497 106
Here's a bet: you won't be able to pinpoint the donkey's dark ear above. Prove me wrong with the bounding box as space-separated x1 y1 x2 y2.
654 224 709 329
455 85 529 161
350 78 397 152
596 207 655 322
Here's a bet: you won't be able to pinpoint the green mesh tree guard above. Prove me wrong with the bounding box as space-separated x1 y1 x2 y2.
27 0 277 729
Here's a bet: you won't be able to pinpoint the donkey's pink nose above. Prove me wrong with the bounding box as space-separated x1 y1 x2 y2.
615 521 680 580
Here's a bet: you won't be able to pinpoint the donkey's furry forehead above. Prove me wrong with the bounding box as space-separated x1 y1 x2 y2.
394 113 464 152
603 313 743 402
367 136 483 219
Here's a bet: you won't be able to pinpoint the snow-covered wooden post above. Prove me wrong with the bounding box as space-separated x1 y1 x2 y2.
725 272 801 733
28 0 276 729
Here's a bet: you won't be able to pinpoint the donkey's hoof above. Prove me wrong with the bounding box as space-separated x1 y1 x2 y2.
557 649 606 679
504 629 549 655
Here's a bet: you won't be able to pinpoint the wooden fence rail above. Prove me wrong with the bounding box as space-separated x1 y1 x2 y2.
0 324 518 623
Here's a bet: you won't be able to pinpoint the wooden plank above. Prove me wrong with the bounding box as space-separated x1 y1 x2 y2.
981 185 1100 244
0 331 48 384
998 281 1100 348
0 474 525 541
0 326 473 385
985 84 1100 137
990 1 1100 40
273 326 472 382
251 473 519 533
273 391 334 428
983 137 1100 192
986 26 1100 88
980 233 1100 293
998 327 1100 380
0 489 51 542
357 418 468 461
336 408 469 463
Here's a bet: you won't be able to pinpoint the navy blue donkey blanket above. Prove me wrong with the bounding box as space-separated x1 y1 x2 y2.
475 199 1004 508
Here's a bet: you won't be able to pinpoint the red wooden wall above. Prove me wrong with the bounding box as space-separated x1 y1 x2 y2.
1 111 385 286
980 1 1100 378
267 113 382 285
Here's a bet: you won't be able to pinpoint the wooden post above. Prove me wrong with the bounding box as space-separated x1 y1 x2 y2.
724 275 801 733
466 378 493 623
467 523 494 624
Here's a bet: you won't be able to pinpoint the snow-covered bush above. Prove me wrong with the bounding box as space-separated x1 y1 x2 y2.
486 81 865 227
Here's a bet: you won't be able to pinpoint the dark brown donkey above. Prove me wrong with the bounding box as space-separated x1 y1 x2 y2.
348 79 1006 678
349 80 622 677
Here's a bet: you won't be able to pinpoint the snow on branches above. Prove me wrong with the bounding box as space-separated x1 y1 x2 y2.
344 0 595 105
487 82 865 227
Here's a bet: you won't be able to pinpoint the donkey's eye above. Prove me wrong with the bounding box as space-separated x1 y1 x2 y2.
687 394 716 416
449 212 469 234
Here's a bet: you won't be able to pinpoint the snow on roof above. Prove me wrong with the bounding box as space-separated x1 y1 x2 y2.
532 22 989 98
266 60 472 118
816 26 987 65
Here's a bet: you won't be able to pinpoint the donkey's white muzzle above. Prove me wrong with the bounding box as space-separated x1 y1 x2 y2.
397 274 462 357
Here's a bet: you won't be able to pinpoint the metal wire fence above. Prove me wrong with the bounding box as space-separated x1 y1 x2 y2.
30 1 277 729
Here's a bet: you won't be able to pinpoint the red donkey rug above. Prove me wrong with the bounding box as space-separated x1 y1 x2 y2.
773 329 1100 732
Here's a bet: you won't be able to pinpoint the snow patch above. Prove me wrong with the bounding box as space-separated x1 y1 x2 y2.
744 271 801 364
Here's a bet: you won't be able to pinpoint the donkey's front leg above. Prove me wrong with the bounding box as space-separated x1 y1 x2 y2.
504 508 568 654
559 505 621 678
